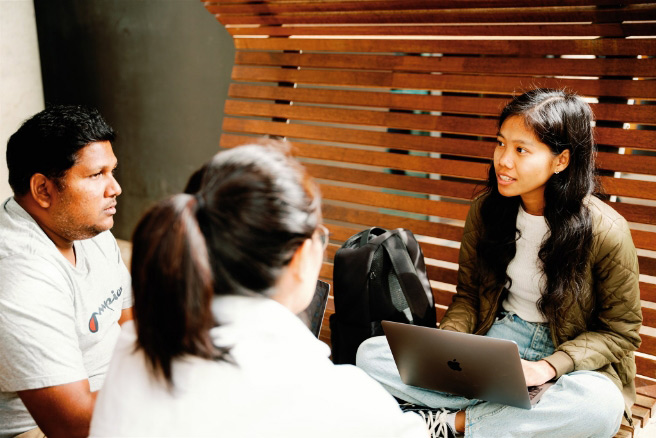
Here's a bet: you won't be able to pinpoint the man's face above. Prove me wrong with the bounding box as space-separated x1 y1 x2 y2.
50 141 121 241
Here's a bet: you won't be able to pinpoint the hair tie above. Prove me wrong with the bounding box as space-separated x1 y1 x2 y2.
194 192 205 210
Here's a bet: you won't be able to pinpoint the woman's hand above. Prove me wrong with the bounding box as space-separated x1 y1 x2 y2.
521 359 556 387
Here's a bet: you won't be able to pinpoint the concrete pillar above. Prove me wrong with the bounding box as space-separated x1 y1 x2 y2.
0 0 45 201
34 0 234 239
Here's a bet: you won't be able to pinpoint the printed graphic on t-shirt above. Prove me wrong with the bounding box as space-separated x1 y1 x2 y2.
88 286 123 333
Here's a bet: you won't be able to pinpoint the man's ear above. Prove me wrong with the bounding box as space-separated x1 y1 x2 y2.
556 149 571 173
29 173 54 209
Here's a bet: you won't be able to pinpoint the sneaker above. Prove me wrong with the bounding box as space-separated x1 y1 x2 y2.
399 404 457 438
418 409 456 438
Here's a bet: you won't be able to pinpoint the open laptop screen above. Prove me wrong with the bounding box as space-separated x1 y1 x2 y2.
297 280 330 338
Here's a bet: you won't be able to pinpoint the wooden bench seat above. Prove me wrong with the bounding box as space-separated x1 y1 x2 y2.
202 1 655 436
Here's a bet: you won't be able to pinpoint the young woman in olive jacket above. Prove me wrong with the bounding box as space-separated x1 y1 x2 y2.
357 89 642 438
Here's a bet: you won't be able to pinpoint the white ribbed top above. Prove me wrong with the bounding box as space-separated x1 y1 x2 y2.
502 205 550 323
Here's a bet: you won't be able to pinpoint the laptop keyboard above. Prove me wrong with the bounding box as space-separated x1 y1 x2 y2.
527 382 555 404
528 385 543 400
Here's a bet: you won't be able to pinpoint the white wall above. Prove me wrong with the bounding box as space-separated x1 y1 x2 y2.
0 0 44 200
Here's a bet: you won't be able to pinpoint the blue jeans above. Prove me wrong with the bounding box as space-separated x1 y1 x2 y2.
356 312 624 438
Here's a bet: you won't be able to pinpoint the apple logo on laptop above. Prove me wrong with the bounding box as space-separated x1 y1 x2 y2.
447 359 462 371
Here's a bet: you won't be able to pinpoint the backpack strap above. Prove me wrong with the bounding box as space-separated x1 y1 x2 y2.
381 232 433 325
358 227 388 247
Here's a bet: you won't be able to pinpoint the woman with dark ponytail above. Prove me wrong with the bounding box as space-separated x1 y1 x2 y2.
357 89 642 438
89 142 427 437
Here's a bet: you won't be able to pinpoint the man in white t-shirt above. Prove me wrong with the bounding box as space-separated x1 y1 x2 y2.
0 105 133 438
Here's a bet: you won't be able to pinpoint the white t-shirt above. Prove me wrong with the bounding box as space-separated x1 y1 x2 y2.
90 295 428 438
0 197 132 437
502 205 550 323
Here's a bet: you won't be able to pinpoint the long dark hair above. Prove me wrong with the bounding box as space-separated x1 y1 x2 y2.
131 141 321 384
478 89 596 331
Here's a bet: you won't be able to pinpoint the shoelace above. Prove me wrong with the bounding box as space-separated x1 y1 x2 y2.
417 409 451 438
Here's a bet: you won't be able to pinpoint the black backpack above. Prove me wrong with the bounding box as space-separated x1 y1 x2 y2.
329 227 436 365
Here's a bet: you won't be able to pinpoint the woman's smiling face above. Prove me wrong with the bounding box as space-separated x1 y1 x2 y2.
494 115 569 215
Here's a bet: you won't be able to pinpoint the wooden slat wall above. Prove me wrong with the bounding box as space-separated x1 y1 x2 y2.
203 1 655 433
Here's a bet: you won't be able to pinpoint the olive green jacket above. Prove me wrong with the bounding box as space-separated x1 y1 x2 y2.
440 195 642 420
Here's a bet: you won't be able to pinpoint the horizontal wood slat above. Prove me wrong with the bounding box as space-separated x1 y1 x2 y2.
635 377 656 399
206 0 650 6
638 256 656 277
597 152 656 176
422 245 460 265
636 394 656 417
631 230 656 252
234 39 656 57
637 355 656 379
323 204 465 242
228 84 657 126
232 66 656 101
207 0 652 14
640 333 656 357
225 23 656 38
600 177 655 201
644 308 656 329
214 5 655 25
221 117 492 156
305 163 480 201
640 283 656 303
602 202 655 225
234 51 656 78
320 184 471 221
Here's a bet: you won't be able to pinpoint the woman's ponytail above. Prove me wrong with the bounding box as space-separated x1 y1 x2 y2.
131 194 223 385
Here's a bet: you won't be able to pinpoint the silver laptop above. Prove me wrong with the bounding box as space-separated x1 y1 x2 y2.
382 320 553 409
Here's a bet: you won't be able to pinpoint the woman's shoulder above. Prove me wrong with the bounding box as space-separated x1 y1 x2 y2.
585 196 631 236
585 196 637 265
465 191 488 222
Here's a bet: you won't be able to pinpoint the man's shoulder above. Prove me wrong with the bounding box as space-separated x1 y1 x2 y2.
0 197 52 259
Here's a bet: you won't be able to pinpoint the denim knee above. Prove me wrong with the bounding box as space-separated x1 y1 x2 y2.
465 370 624 438
563 371 625 437
355 336 388 374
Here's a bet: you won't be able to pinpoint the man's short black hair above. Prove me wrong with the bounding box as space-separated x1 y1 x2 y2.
6 104 116 196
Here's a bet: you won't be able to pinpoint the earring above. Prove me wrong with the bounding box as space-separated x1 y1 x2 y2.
554 170 560 175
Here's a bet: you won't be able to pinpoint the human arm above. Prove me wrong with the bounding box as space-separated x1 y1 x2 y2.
439 199 483 333
18 380 98 438
521 359 556 386
541 214 642 379
0 253 124 437
118 307 133 325
113 234 134 327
